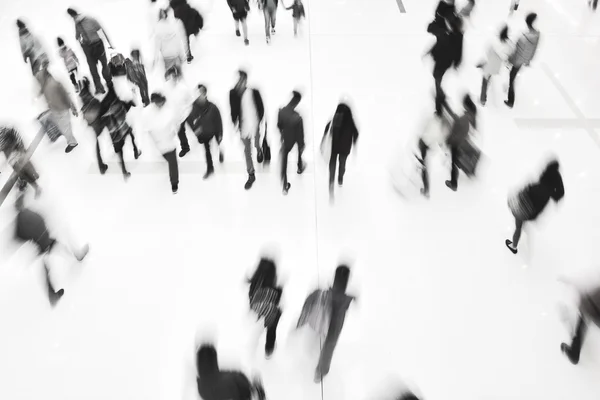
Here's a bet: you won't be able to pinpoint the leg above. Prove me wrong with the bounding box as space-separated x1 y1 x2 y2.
264 10 271 38
418 139 429 196
83 45 102 91
178 123 190 156
242 137 255 175
140 82 150 106
96 42 112 88
255 127 263 162
329 153 338 186
315 332 340 381
293 18 299 36
562 314 587 364
450 145 459 187
69 71 78 88
117 149 130 177
280 147 289 188
96 138 108 173
270 8 277 30
511 218 524 248
297 138 305 172
51 111 78 148
480 75 490 105
203 141 214 179
506 66 520 107
162 150 180 191
265 313 281 355
186 35 192 59
241 18 249 40
338 154 348 185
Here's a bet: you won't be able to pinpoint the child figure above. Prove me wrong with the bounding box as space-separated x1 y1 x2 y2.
57 37 80 92
126 49 150 107
286 0 305 37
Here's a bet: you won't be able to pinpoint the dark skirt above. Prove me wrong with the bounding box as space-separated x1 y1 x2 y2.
508 189 536 221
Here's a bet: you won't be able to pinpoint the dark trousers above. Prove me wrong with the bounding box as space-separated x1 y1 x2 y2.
507 65 521 107
162 150 179 187
329 152 348 185
178 123 190 152
566 315 587 363
480 75 490 104
449 144 459 186
433 63 449 114
82 41 112 91
265 313 281 353
197 134 217 170
96 130 140 176
137 81 149 106
280 140 305 187
68 68 78 89
418 139 429 194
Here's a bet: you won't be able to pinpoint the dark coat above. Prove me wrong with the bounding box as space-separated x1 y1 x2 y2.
324 118 358 156
277 106 304 149
581 287 600 327
16 208 54 253
186 100 223 142
170 0 204 35
522 167 564 220
197 371 253 400
430 29 463 70
229 88 265 130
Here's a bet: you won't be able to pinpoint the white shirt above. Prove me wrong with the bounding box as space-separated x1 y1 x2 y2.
154 18 187 59
143 103 179 154
241 89 258 139
166 79 193 123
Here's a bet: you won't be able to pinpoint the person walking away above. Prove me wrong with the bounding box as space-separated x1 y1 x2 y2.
13 194 89 306
37 68 79 153
478 26 512 106
590 0 599 11
229 70 265 190
143 93 180 193
505 13 540 108
17 20 49 77
322 102 358 200
170 0 203 63
165 69 194 157
0 127 42 197
248 257 283 358
67 8 114 94
79 80 109 174
277 91 306 195
285 0 306 37
506 159 564 254
259 0 278 44
442 94 477 192
57 37 80 93
185 84 224 179
227 0 250 45
154 8 188 80
196 344 266 400
126 49 150 107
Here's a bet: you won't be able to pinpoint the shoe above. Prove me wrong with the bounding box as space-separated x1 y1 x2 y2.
338 177 343 187
48 288 64 307
244 39 250 46
172 184 178 194
504 100 514 108
480 99 486 106
134 150 142 160
95 86 106 95
505 239 518 254
265 345 275 359
297 162 306 174
76 244 90 262
179 148 190 158
244 174 256 190
65 143 78 153
271 28 276 35
266 37 271 45
100 164 108 174
421 188 430 198
561 343 579 365
187 55 194 64
203 169 214 180
314 371 323 384
283 182 291 195
124 172 132 180
445 180 457 191
257 149 264 164
236 29 241 37
219 152 224 163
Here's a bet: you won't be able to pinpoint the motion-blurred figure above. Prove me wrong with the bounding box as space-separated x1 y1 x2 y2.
126 49 150 107
13 194 89 306
164 68 194 157
277 90 306 195
505 13 540 108
16 20 49 78
170 0 204 63
227 0 250 45
196 344 266 400
415 113 450 198
67 8 114 94
57 37 81 93
154 8 188 80
229 70 265 190
259 0 278 44
321 103 359 200
247 257 283 358
509 0 520 14
0 127 42 198
590 0 599 11
478 26 512 106
108 51 140 106
185 84 224 179
506 159 564 254
285 0 305 37
297 265 355 383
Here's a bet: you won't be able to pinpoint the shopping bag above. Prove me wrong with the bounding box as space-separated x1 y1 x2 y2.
456 139 481 177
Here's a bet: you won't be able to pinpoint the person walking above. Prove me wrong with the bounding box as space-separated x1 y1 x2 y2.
37 68 80 153
16 20 49 77
590 0 599 11
322 102 358 200
0 127 42 197
57 37 80 93
165 69 194 157
478 26 512 106
67 8 114 94
229 70 265 190
185 84 224 179
154 8 189 80
285 0 305 37
227 0 250 45
509 0 520 14
505 13 540 108
506 159 564 254
125 49 150 107
143 92 180 193
170 0 203 63
277 91 306 195
259 0 278 44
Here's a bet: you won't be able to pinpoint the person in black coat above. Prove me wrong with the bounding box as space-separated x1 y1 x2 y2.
185 84 224 179
323 102 358 199
196 344 266 400
506 159 564 254
229 70 265 190
227 0 250 45
170 0 203 62
277 91 306 195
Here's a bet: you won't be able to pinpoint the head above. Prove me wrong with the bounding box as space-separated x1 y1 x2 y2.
57 37 65 48
151 92 167 108
16 19 27 31
333 265 350 292
525 13 537 29
249 258 277 291
499 26 509 42
333 102 352 128
235 70 248 91
67 8 79 19
543 159 560 175
289 91 302 108
130 49 141 62
197 84 208 103
196 344 219 377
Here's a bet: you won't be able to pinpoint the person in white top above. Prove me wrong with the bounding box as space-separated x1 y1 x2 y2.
143 92 181 194
478 25 513 106
154 8 188 80
165 68 194 157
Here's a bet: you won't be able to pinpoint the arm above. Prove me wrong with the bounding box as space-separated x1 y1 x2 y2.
229 90 239 125
553 174 565 202
254 90 265 121
215 105 223 142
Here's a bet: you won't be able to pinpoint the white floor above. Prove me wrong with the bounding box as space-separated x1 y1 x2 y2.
1 0 600 399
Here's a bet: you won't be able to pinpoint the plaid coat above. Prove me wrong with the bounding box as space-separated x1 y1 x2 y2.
250 287 282 328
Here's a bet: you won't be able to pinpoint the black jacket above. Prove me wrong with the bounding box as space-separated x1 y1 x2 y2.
277 106 304 148
171 0 203 35
522 168 564 220
16 208 54 253
186 100 223 141
324 119 358 156
430 29 463 69
229 88 265 130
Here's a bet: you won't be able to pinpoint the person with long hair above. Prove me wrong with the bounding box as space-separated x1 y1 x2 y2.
506 159 564 254
322 103 359 200
248 257 283 358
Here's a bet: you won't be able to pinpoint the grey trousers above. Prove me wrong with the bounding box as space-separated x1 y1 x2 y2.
241 130 261 175
50 110 77 145
264 6 277 37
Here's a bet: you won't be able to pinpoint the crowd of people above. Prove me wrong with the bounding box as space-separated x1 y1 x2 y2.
1 0 599 399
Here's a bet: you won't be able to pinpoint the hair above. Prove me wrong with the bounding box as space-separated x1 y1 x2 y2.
333 265 350 292
292 90 302 102
526 12 537 28
150 92 166 104
196 344 219 377
238 70 248 81
16 19 26 29
248 258 277 299
539 159 563 201
67 8 78 17
197 84 207 95
333 102 356 134
499 26 509 42
57 37 65 47
130 49 141 60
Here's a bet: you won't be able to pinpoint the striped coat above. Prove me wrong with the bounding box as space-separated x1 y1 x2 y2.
250 287 282 328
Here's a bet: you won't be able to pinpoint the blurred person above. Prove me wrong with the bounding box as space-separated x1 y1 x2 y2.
509 0 520 14
506 159 564 254
108 52 140 106
37 68 80 153
57 37 81 93
442 94 477 192
154 8 188 80
458 0 475 20
67 8 114 94
415 113 450 198
285 0 306 37
196 344 266 400
505 13 540 108
297 265 355 383
432 0 456 30
170 0 204 63
259 0 278 44
227 0 250 45
478 26 512 106
143 92 180 194
0 127 42 198
247 257 283 358
185 84 224 179
164 67 194 157
277 90 306 195
321 102 359 200
16 19 49 77
126 49 150 107
229 70 265 190
590 0 598 11
13 193 89 306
